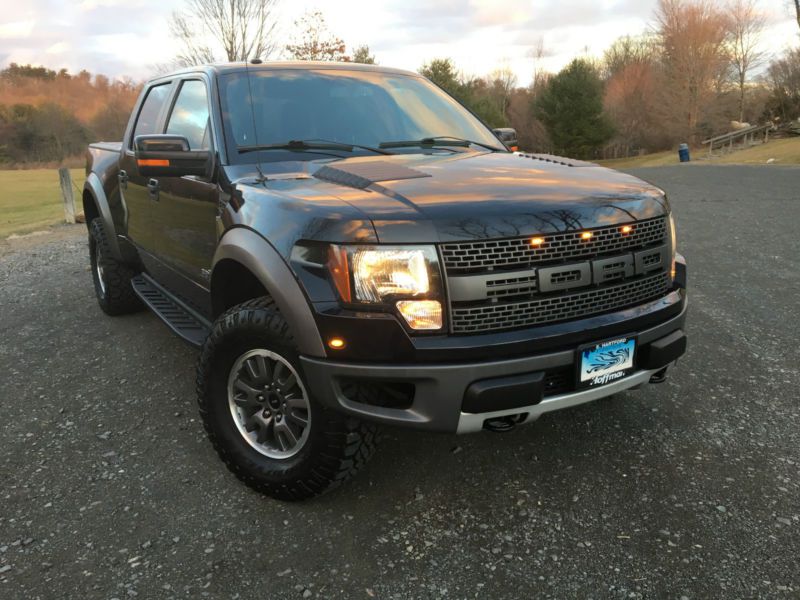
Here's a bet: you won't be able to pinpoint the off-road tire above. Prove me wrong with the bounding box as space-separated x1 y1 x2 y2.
196 297 378 501
89 218 142 315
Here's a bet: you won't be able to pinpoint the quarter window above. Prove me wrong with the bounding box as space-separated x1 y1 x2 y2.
166 80 210 150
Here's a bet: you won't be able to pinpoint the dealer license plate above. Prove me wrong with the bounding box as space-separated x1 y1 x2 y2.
577 336 636 389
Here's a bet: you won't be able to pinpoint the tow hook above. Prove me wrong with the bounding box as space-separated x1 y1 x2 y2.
483 415 524 432
649 367 669 384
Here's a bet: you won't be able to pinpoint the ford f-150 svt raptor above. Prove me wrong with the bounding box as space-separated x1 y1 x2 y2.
83 62 687 500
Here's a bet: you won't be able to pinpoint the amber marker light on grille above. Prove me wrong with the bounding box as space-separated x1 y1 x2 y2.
396 300 443 330
328 337 346 350
580 231 593 240
530 236 545 246
620 225 633 234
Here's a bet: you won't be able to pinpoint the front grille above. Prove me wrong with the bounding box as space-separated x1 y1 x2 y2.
441 216 666 273
451 272 671 334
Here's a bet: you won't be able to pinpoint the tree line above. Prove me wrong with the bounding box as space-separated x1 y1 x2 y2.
1 0 798 165
0 64 140 165
418 0 800 159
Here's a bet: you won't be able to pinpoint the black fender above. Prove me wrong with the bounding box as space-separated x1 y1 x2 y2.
212 227 327 358
84 172 122 260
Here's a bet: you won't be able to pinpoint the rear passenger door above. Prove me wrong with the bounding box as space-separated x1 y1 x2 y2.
152 78 219 312
119 81 173 258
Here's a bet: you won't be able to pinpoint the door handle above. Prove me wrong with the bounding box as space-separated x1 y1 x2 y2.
118 170 129 189
147 178 160 201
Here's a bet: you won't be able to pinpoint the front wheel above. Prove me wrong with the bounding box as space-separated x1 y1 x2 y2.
196 297 378 501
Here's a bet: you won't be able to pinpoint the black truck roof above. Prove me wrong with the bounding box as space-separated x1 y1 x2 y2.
152 61 420 83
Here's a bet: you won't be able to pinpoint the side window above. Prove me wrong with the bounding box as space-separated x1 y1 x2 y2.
166 80 210 150
132 83 171 143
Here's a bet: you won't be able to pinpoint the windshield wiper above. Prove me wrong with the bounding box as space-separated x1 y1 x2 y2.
379 136 503 152
238 139 393 155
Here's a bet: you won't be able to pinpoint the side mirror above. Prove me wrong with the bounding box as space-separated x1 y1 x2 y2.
492 127 518 151
134 134 212 178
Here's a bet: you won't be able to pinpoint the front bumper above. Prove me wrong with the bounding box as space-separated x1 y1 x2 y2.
300 298 687 434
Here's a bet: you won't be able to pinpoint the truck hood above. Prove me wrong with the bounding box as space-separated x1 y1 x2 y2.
237 151 669 245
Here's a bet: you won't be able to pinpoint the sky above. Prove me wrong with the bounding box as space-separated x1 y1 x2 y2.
0 0 797 85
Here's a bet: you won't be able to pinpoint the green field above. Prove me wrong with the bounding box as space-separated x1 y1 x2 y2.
0 168 85 238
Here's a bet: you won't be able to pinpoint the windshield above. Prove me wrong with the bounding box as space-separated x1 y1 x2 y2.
218 68 503 163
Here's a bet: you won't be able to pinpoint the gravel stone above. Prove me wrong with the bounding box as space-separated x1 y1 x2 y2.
0 165 799 598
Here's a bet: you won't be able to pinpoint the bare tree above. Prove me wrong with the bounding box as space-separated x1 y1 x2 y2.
285 11 349 61
603 34 658 79
655 0 732 144
603 34 665 156
728 0 766 121
489 63 517 120
527 37 552 91
170 0 281 67
794 0 800 32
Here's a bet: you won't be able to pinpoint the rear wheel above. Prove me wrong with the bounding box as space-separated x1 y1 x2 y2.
88 218 142 315
196 297 378 501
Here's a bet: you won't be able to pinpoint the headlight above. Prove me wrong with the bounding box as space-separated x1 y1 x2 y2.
327 245 444 330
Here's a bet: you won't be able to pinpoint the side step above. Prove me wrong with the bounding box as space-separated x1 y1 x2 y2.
131 274 211 348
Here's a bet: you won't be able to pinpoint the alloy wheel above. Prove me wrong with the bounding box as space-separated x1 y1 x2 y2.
227 349 311 459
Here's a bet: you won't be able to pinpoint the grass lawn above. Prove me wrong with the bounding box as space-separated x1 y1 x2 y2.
714 137 800 165
0 168 85 239
600 136 800 169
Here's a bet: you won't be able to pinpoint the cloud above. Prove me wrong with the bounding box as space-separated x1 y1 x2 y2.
0 19 36 38
0 0 797 86
79 0 128 9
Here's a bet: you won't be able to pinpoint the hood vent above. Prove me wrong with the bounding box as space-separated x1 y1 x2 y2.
517 153 596 168
313 161 431 189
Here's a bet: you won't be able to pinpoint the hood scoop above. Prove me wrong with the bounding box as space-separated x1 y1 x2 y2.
314 161 431 189
517 153 596 168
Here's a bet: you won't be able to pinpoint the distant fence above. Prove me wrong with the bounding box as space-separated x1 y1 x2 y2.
702 124 772 156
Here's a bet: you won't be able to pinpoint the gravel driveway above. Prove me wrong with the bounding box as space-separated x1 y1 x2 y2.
1 165 798 599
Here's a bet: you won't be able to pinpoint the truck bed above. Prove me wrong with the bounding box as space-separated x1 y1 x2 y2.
88 141 122 153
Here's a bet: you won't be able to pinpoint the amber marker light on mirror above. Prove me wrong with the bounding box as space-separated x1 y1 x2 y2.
396 300 443 330
580 231 593 240
328 338 346 350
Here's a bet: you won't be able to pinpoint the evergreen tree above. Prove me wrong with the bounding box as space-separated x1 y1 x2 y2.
351 45 376 64
534 59 614 159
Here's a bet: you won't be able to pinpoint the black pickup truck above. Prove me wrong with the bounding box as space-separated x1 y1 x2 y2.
84 62 687 500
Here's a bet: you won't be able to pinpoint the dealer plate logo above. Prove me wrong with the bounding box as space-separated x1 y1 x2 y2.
578 337 635 387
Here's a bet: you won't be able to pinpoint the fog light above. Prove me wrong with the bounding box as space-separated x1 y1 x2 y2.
396 300 442 330
328 337 346 349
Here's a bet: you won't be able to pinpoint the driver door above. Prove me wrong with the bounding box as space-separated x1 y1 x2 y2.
118 81 174 258
151 77 219 313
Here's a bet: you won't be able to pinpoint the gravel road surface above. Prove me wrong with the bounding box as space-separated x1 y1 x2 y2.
1 165 799 599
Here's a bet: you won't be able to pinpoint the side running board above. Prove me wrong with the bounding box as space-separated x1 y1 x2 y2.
131 274 211 348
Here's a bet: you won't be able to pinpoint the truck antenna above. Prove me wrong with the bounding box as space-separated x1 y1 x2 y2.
244 57 266 183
